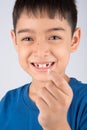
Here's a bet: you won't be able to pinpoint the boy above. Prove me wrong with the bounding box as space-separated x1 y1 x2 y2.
0 0 87 130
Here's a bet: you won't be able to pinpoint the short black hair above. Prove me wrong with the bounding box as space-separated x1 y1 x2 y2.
13 0 77 34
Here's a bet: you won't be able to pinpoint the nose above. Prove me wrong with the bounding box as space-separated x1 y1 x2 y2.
33 42 50 58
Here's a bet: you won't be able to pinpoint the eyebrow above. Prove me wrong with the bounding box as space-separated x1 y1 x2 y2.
17 27 65 34
46 27 65 32
17 29 35 34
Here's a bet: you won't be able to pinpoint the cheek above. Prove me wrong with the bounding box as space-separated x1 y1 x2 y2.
54 47 70 64
17 47 31 68
54 48 70 75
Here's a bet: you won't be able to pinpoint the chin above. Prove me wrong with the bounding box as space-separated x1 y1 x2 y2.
31 72 50 82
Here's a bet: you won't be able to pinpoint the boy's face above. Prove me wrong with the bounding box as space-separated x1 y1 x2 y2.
11 11 80 81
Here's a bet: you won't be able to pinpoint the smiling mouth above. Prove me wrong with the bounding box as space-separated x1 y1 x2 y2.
31 62 55 69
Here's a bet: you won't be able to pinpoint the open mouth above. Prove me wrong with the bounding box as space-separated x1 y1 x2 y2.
31 62 55 69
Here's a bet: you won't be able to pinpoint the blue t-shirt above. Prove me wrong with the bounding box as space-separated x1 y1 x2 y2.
0 78 87 130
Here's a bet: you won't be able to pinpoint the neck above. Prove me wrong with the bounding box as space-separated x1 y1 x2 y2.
29 79 46 103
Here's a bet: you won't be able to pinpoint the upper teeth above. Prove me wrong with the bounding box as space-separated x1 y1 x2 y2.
34 63 52 68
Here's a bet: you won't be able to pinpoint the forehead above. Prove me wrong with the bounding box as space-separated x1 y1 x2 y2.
16 10 71 32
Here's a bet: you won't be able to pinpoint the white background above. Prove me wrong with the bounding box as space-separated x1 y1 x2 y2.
0 0 87 99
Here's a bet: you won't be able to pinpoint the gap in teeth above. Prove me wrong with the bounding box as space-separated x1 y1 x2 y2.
34 63 53 68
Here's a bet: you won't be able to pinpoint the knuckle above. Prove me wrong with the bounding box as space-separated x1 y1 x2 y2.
40 87 46 94
38 113 49 127
46 81 52 87
59 80 65 87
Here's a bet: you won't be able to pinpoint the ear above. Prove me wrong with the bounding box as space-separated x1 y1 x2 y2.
70 28 81 52
10 30 18 51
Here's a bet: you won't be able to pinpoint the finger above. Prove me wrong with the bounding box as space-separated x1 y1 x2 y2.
45 81 73 108
48 71 73 97
46 81 66 101
36 96 48 112
45 81 58 100
38 87 56 107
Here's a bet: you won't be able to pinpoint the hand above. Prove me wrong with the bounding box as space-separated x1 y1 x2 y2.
36 71 73 130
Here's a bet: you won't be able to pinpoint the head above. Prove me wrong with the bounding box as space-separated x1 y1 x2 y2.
11 0 81 81
13 0 77 34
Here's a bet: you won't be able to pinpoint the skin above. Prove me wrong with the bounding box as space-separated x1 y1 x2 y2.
11 11 81 130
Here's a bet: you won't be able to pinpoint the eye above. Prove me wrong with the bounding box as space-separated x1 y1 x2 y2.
49 36 61 40
22 37 33 41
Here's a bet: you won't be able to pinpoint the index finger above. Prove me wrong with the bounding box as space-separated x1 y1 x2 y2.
48 71 73 97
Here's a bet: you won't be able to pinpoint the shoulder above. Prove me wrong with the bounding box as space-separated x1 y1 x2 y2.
68 78 87 129
1 83 29 99
69 78 87 97
0 83 31 128
0 83 30 112
69 78 87 107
